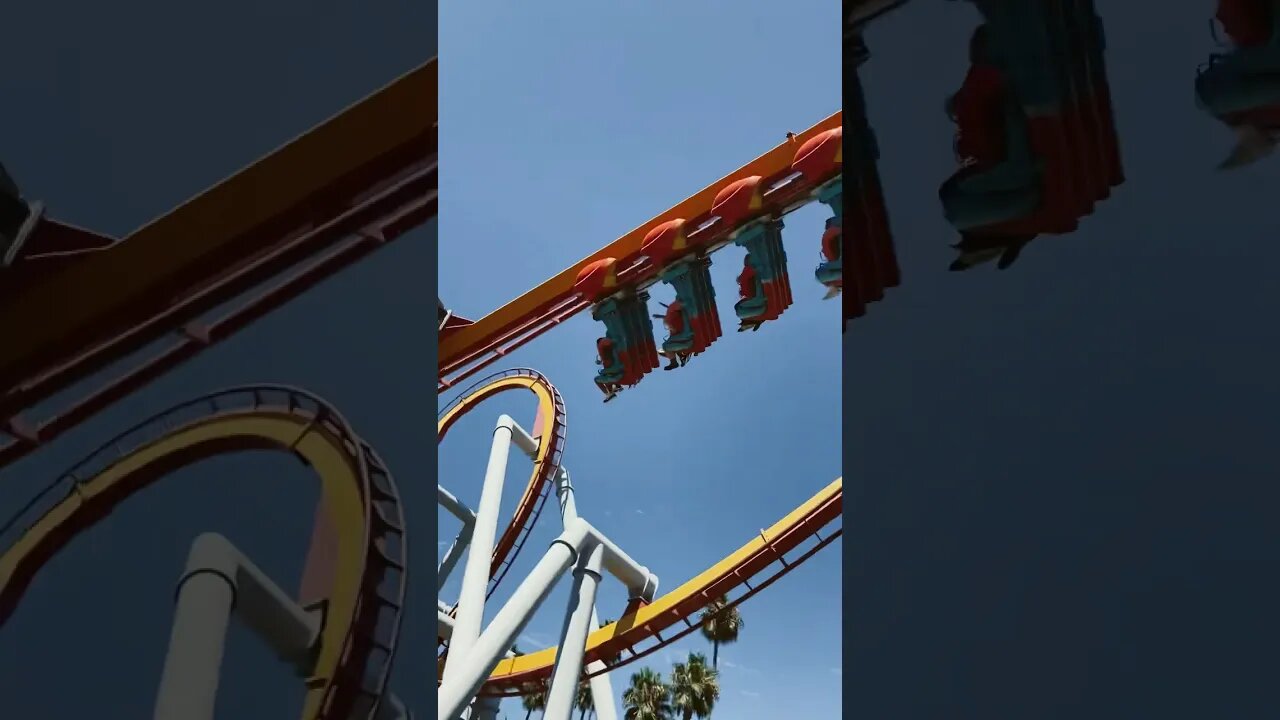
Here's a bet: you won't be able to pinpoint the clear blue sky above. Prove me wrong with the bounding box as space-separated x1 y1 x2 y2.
438 2 841 719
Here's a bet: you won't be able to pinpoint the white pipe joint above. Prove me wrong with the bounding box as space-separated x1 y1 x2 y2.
437 518 594 720
578 519 659 602
179 532 322 670
502 414 540 458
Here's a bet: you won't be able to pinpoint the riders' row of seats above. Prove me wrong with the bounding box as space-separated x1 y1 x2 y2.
845 44 901 329
939 0 1124 267
574 124 844 400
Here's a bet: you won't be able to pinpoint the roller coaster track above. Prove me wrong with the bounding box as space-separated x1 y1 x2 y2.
481 478 842 696
437 369 568 599
436 110 842 392
0 59 437 473
436 369 843 696
0 386 408 720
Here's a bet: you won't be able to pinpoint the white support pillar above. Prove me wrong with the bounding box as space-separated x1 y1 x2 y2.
553 470 618 720
437 519 591 720
544 542 605 720
438 522 473 592
154 533 322 720
153 562 233 720
443 415 516 684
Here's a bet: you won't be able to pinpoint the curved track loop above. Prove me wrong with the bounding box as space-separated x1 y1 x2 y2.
437 368 567 599
0 386 408 720
478 477 842 695
435 368 842 695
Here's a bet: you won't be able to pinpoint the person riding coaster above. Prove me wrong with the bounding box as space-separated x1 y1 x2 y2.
1202 0 1280 168
941 24 1043 271
949 231 1037 272
594 336 624 402
734 254 768 331
652 299 694 371
814 216 842 297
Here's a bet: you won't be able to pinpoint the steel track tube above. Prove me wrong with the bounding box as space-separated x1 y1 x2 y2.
553 469 617 720
544 542 605 720
437 519 590 720
443 415 516 684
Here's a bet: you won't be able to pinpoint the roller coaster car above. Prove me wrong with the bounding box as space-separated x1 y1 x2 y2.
815 216 843 291
708 175 793 331
641 219 723 359
940 95 1045 233
841 71 902 325
964 3 1105 230
652 299 694 370
590 292 659 395
813 179 843 296
1197 0 1280 127
731 219 792 331
1042 0 1109 207
1068 0 1126 187
574 257 658 399
656 259 722 357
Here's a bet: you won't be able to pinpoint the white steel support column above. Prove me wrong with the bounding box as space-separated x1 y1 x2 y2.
437 519 590 720
443 415 516 684
544 542 605 720
438 523 472 592
554 470 618 720
154 533 321 720
438 485 476 590
153 563 233 720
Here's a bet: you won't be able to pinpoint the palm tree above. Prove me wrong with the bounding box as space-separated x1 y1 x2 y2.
697 597 743 668
670 653 720 720
622 667 673 720
575 681 595 719
520 678 548 720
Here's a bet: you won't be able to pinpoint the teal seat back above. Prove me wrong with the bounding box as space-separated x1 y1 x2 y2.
817 178 843 219
592 299 632 353
974 0 1065 111
734 220 786 284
